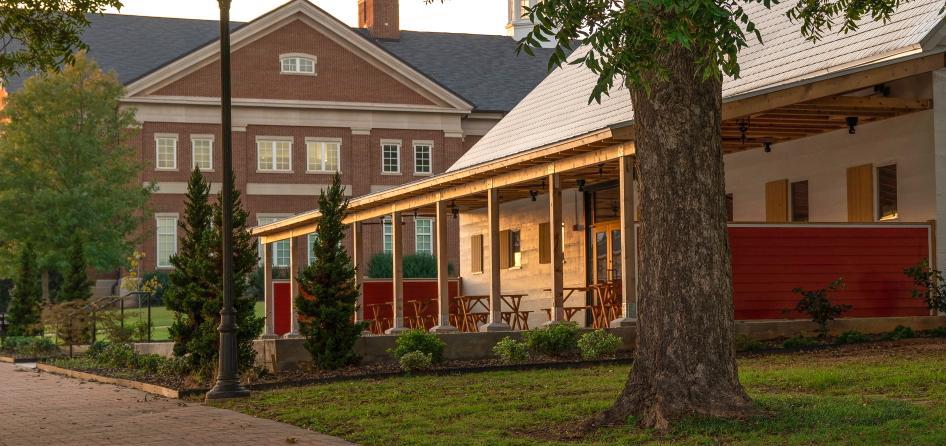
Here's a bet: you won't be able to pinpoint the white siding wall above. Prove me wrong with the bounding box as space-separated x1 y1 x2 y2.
725 110 935 223
458 191 588 327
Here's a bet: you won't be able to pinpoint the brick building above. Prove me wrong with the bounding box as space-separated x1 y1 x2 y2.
4 0 554 284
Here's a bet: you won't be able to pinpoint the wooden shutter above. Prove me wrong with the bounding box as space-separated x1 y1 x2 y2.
499 229 511 269
538 222 551 264
765 179 789 223
847 164 874 222
470 234 483 273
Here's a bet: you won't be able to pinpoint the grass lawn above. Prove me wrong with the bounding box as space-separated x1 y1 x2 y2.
216 340 946 445
98 301 265 341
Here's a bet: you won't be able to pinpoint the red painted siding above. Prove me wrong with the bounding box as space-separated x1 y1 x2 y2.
273 282 292 335
730 225 931 320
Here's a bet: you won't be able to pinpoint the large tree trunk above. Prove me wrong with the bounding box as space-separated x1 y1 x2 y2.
588 45 755 430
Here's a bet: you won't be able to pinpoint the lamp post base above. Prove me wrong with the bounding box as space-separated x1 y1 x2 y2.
610 317 637 328
429 325 458 334
205 382 250 401
482 322 512 332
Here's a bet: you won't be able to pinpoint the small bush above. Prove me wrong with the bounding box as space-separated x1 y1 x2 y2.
87 341 109 358
835 330 870 345
367 252 454 279
578 329 622 359
95 342 138 368
922 326 946 338
734 334 765 352
0 336 58 357
493 337 529 364
782 336 819 350
523 323 580 356
389 329 446 363
156 356 191 376
792 278 851 339
884 325 915 341
135 354 163 374
398 351 433 373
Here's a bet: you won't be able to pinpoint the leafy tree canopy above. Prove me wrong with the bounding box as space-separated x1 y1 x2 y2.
0 0 123 80
0 52 152 276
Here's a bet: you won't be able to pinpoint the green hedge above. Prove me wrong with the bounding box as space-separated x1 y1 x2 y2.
366 252 455 279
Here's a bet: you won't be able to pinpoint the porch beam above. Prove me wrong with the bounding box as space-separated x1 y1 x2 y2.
483 188 511 332
345 142 635 223
386 211 408 334
352 221 364 324
431 201 457 333
547 173 565 324
722 52 945 119
261 242 277 338
612 155 637 327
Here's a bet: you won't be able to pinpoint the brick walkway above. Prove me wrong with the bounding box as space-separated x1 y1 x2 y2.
0 362 356 446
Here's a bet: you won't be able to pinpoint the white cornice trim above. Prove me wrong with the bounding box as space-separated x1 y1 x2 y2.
121 95 468 114
123 0 473 113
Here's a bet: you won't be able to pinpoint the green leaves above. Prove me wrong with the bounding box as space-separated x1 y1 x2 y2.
0 0 124 80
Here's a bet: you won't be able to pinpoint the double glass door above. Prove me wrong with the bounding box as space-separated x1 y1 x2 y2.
592 221 622 283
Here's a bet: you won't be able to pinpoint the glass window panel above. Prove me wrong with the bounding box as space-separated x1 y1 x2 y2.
383 218 393 253
156 138 177 169
415 218 433 255
192 138 212 170
414 144 432 174
611 230 622 280
307 233 319 265
156 216 177 268
878 164 898 220
307 141 324 171
595 232 608 283
382 143 400 173
510 229 521 268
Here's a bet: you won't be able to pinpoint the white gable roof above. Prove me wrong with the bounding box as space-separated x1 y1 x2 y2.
450 0 945 172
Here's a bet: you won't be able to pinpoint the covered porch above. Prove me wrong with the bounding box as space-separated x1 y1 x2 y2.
251 52 945 338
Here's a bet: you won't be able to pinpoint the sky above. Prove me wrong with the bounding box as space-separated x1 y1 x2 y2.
106 0 509 35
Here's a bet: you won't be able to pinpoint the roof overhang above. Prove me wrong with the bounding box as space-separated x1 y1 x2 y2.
252 50 946 243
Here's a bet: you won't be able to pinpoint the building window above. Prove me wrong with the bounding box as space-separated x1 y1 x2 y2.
257 139 292 172
382 217 393 253
280 54 316 75
415 218 433 255
500 229 522 269
519 0 530 17
257 216 291 267
156 215 178 268
307 233 319 265
155 136 177 170
413 143 432 175
306 139 341 173
381 141 400 174
791 180 809 222
192 137 213 171
877 164 898 220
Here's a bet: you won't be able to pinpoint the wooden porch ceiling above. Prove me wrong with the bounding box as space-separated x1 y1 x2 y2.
721 95 931 152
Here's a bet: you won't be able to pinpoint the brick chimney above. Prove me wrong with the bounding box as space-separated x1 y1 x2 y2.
358 0 400 41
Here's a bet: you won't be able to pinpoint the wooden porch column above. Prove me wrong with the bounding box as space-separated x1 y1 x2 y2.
261 242 277 338
386 211 408 334
431 200 458 332
286 236 302 338
546 173 565 324
612 155 638 327
351 221 365 323
484 188 511 331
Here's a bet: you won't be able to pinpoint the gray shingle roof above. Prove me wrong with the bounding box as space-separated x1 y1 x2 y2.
4 13 554 113
450 0 946 172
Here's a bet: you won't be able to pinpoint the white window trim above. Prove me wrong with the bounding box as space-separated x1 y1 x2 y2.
875 162 900 222
155 213 179 269
256 136 294 173
414 217 434 255
191 134 215 172
413 141 434 177
154 134 178 171
382 217 393 253
279 53 317 76
305 137 343 174
381 139 402 175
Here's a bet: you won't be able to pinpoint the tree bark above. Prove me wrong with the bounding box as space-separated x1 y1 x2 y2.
587 45 755 430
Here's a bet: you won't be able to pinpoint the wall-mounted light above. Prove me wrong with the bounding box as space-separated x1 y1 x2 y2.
846 116 859 134
451 206 459 219
597 164 604 176
413 209 418 219
738 118 750 144
530 190 538 201
764 142 772 153
576 179 586 192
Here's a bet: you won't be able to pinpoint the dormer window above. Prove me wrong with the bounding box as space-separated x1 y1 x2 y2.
280 54 316 75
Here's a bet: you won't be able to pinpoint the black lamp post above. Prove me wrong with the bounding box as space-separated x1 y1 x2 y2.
206 0 250 400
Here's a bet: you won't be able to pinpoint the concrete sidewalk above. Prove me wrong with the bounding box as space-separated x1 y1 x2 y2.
0 362 356 446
